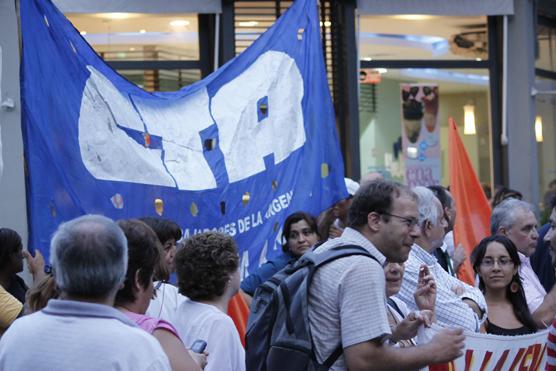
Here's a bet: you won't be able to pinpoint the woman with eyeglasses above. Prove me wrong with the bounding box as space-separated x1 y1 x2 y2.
471 235 537 335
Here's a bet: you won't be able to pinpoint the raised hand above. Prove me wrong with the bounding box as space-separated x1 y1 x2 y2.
414 264 436 312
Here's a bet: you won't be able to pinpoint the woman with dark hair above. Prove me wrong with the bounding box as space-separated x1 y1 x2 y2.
471 235 537 335
0 228 27 304
172 232 244 371
115 219 204 371
240 211 319 302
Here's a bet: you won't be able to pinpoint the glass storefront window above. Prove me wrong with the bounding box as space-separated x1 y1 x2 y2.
359 15 488 61
66 13 199 61
358 68 491 187
536 21 556 72
535 89 556 221
117 69 201 92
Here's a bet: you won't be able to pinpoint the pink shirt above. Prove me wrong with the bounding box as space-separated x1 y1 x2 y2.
123 310 181 339
519 252 547 314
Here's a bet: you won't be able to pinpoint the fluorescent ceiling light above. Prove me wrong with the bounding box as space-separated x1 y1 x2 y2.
239 21 259 27
392 15 434 21
80 31 87 35
170 20 190 27
100 13 135 20
401 68 489 86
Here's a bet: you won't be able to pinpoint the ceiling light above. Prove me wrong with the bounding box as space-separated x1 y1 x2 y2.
170 20 190 27
375 68 388 74
139 29 146 34
363 57 373 61
103 13 134 20
463 104 476 135
129 47 136 51
392 15 434 21
535 115 543 142
476 58 482 61
324 21 332 27
80 31 87 36
239 21 259 27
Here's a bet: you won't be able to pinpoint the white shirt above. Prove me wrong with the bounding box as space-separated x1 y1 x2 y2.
171 299 245 371
0 300 170 371
397 243 487 332
146 282 187 322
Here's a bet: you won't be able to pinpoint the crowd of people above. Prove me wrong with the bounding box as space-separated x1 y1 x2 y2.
0 176 556 370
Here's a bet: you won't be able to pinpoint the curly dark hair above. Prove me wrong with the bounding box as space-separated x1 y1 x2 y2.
115 220 161 306
175 232 239 301
0 228 23 271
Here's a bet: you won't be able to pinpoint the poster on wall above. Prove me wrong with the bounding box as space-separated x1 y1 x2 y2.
400 84 440 187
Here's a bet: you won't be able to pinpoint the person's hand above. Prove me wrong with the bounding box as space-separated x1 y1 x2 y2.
451 284 464 296
452 244 466 271
391 312 423 342
23 249 46 284
24 249 44 275
328 225 344 239
414 265 436 312
391 309 435 342
426 328 465 364
188 350 208 370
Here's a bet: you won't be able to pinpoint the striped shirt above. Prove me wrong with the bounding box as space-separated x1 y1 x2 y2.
519 252 547 314
308 228 390 371
397 243 487 332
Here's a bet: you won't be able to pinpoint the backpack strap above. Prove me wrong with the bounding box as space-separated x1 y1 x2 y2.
387 297 405 318
298 244 380 269
319 343 343 370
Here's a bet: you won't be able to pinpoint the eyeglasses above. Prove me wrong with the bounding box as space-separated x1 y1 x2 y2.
381 213 419 228
480 257 514 268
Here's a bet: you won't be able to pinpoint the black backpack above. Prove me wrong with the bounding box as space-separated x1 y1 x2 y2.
245 245 379 371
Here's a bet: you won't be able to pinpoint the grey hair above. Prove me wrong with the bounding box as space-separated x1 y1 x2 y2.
50 214 128 298
491 198 536 235
412 186 441 227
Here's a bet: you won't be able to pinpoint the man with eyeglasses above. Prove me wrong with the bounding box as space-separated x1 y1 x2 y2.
307 181 465 371
397 186 487 332
492 198 556 328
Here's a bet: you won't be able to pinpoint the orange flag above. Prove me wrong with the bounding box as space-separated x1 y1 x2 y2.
228 293 249 347
448 117 492 285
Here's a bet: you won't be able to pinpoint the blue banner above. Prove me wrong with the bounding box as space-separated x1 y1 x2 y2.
21 0 346 275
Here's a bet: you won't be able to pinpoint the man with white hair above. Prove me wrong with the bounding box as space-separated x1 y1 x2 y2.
492 198 556 328
397 187 487 332
0 215 170 370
